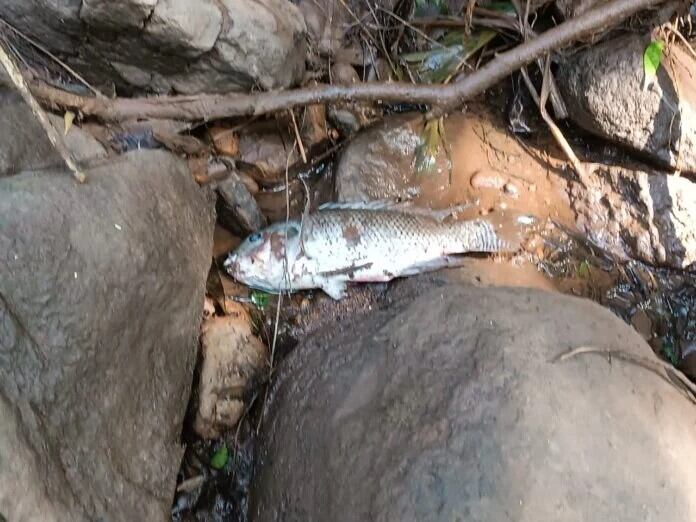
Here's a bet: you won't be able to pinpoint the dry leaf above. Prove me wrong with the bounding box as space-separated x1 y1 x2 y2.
209 127 239 156
64 111 75 135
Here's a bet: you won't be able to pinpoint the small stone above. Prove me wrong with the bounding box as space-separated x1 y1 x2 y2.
216 172 267 235
331 63 360 85
195 305 268 439
470 170 508 190
504 182 520 197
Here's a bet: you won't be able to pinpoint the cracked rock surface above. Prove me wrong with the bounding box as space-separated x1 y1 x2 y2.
3 0 307 94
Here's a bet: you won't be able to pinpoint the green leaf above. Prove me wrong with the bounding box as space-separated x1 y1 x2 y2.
210 445 229 470
643 40 665 84
400 29 496 84
251 290 270 310
577 260 590 279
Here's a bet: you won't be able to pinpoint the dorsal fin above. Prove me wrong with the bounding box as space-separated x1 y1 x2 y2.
318 200 477 222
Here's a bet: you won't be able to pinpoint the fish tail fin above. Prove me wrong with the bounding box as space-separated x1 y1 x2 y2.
455 213 536 253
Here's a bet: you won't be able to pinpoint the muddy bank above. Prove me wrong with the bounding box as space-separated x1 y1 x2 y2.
335 108 696 269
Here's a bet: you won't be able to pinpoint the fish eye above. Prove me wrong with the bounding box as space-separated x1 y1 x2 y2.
249 232 262 243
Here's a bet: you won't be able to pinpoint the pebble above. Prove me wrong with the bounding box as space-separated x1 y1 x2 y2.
504 182 520 197
470 170 508 190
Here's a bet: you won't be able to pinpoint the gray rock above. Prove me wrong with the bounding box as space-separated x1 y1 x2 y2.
3 0 306 94
251 283 696 521
80 0 157 29
335 114 425 202
558 33 696 173
0 150 215 520
204 0 307 91
145 0 223 57
2 0 83 54
216 171 267 235
0 89 106 177
568 164 696 269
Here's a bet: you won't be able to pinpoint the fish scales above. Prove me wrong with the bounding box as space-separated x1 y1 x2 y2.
305 209 507 265
224 206 524 300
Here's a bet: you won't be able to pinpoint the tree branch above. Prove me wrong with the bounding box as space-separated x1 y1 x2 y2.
30 0 664 123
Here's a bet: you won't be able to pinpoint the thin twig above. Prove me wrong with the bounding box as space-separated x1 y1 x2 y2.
555 346 696 404
256 141 297 435
465 0 477 35
359 0 399 77
511 0 568 119
289 109 307 163
0 17 104 98
377 6 446 48
665 23 696 62
27 0 664 122
0 36 86 182
538 55 586 182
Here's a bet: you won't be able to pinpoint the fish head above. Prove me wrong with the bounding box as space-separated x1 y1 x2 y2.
223 221 302 291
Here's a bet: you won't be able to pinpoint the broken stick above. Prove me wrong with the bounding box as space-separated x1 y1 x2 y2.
0 36 86 182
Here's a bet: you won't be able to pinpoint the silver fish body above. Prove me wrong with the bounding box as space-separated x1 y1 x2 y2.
224 207 527 299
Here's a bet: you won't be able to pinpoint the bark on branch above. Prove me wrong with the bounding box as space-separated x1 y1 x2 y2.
31 0 664 123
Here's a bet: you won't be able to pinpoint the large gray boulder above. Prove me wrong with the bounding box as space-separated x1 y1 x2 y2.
3 0 306 94
251 283 696 521
558 33 696 173
0 149 215 520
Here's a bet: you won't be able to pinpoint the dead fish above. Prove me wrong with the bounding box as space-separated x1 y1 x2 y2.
223 203 533 299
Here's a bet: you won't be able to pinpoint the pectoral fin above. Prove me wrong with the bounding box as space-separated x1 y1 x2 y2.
398 255 469 277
